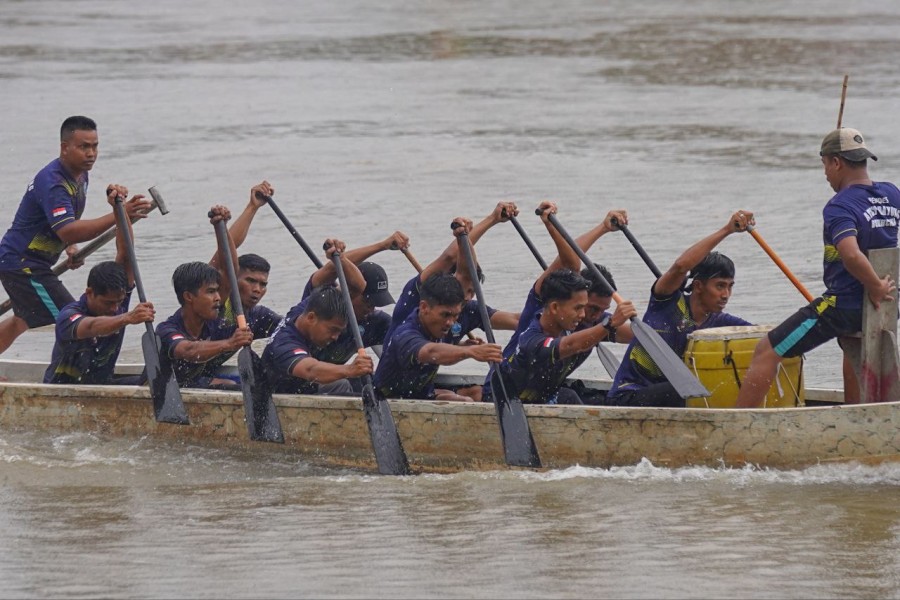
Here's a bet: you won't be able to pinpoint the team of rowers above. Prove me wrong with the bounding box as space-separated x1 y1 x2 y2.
0 115 897 409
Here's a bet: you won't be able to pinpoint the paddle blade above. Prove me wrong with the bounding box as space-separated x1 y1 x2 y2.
629 319 710 399
237 349 284 443
595 344 621 379
142 331 189 425
490 370 541 468
362 385 411 475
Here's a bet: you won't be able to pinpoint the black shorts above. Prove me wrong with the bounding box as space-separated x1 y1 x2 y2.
0 267 74 328
768 296 862 359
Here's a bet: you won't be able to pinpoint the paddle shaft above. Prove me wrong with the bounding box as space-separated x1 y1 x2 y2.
113 198 153 336
748 226 814 302
0 195 163 317
212 220 248 328
255 191 323 268
612 218 662 278
509 216 548 270
400 247 424 273
837 74 849 128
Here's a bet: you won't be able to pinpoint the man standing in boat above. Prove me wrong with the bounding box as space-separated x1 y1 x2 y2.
373 220 504 401
603 210 754 407
737 128 899 408
484 202 636 404
0 116 150 355
261 241 373 396
156 206 254 389
43 195 155 385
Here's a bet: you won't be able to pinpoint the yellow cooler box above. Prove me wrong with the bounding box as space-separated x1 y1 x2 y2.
683 325 804 408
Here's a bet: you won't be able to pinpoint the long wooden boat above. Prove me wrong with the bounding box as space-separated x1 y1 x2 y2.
1 358 897 472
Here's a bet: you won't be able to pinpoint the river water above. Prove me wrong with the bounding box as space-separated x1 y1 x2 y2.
2 0 900 597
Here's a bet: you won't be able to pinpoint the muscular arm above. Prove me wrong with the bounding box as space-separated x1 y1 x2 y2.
489 310 520 331
74 314 131 339
557 323 615 359
836 236 895 307
171 338 241 364
55 214 117 245
291 357 357 384
416 342 479 366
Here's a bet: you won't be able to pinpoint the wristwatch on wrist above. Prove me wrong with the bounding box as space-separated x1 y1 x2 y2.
599 314 617 343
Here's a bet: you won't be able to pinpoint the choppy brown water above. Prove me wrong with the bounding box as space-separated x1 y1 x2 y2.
2 0 900 597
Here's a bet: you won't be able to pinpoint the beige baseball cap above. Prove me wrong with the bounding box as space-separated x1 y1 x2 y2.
820 127 878 162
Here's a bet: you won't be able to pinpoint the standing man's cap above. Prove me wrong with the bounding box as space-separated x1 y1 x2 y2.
820 127 878 162
358 262 395 306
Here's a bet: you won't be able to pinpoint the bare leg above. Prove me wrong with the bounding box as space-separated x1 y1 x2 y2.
842 354 860 404
434 388 476 402
0 316 29 355
736 336 782 408
455 384 483 402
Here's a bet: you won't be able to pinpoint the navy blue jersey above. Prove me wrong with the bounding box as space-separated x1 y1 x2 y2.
260 301 321 394
43 291 132 384
608 288 750 398
156 308 237 388
0 159 87 271
822 181 900 309
373 309 441 399
385 275 421 343
498 312 592 403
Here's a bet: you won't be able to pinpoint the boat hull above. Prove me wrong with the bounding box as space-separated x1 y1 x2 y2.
2 380 899 472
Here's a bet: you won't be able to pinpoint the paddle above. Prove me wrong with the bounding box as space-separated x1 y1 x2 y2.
510 214 621 378
399 247 424 273
746 225 813 302
0 186 170 317
453 221 541 468
543 212 710 399
112 196 189 425
253 191 323 268
329 245 411 475
612 217 662 279
211 218 284 443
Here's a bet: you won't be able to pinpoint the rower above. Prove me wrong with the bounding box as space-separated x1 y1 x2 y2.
43 204 154 385
261 240 373 396
373 220 504 402
156 206 253 389
207 181 283 351
603 210 754 408
483 203 635 404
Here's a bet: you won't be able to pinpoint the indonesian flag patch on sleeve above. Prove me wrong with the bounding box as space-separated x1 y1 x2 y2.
52 207 68 217
543 337 554 348
292 348 308 355
170 334 185 341
69 313 83 322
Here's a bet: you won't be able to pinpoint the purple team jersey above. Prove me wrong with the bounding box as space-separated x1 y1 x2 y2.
0 159 87 271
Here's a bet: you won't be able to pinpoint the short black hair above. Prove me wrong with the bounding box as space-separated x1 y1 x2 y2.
60 116 97 142
420 272 465 307
689 251 735 283
581 263 616 297
172 261 220 306
238 253 270 274
303 285 350 322
86 261 127 296
541 269 590 305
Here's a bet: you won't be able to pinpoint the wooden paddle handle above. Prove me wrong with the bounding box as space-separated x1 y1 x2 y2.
748 228 814 302
400 247 423 273
837 74 849 128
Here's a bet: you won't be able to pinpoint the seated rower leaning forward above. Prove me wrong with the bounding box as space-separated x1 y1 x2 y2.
603 210 754 408
262 275 373 397
373 272 503 401
494 269 637 405
485 203 636 403
156 207 254 390
737 128 899 408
